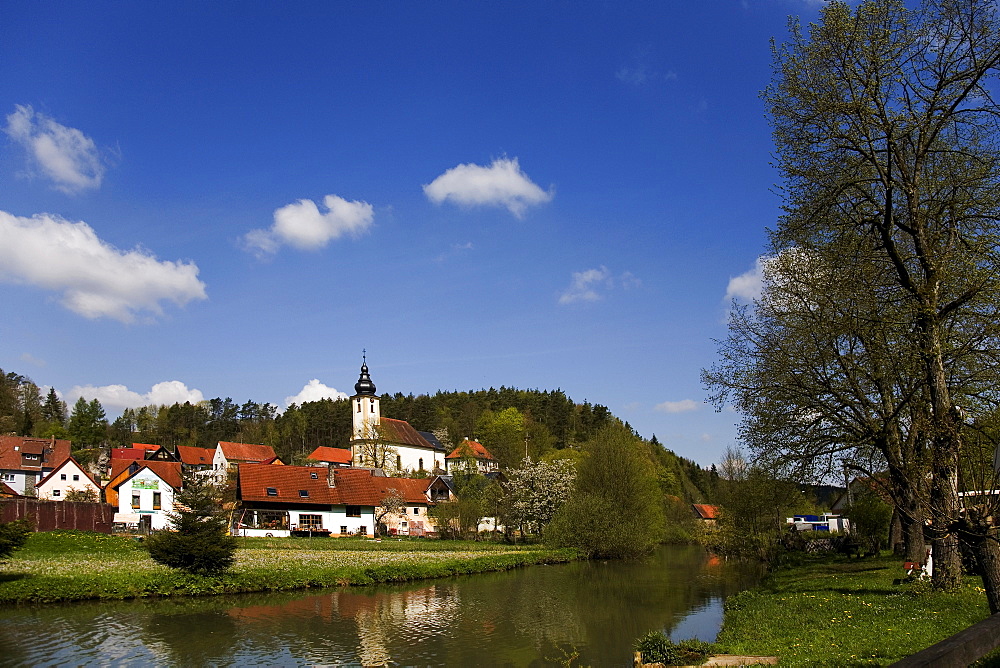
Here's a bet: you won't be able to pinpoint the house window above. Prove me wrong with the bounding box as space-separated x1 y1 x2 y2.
152 492 162 510
72 474 79 481
340 525 348 534
132 494 140 509
310 471 318 479
418 458 423 470
266 487 278 496
357 526 367 535
413 508 419 515
298 490 309 498
299 514 322 530
396 455 402 470
240 510 289 530
60 474 67 480
356 399 361 413
346 505 361 517
52 489 61 497
1 473 14 482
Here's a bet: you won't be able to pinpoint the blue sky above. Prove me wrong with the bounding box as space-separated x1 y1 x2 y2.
0 1 830 467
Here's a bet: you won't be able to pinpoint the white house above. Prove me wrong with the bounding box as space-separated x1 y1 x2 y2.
0 436 72 496
35 457 101 501
110 461 183 531
212 441 281 481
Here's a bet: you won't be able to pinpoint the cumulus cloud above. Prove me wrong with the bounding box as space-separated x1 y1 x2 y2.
655 399 700 414
285 379 349 408
725 257 765 302
4 105 105 193
243 194 374 256
558 266 640 304
423 157 553 217
66 380 205 412
0 210 207 322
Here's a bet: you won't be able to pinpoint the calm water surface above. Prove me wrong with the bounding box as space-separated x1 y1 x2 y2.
0 545 760 667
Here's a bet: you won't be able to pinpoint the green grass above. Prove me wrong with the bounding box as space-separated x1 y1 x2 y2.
0 530 578 604
716 553 992 666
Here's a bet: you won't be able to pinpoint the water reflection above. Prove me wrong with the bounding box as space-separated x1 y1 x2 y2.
0 545 760 667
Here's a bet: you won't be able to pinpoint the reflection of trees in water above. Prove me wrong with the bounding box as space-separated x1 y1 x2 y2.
142 609 239 665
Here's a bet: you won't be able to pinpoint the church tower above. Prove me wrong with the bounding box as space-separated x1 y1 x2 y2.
351 355 380 442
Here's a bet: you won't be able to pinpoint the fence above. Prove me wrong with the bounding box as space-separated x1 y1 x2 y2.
1 498 116 533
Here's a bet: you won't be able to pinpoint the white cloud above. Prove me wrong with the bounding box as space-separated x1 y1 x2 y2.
0 210 207 322
243 194 374 256
558 266 639 305
654 399 700 414
19 353 45 367
725 257 765 302
285 379 349 408
423 157 553 217
67 381 205 412
616 65 678 86
4 105 105 193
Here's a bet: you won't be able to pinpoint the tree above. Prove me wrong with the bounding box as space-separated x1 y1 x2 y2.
505 457 576 535
145 472 237 576
68 397 108 448
354 422 399 474
374 488 406 537
476 407 526 468
545 422 666 558
711 0 1000 599
63 487 99 503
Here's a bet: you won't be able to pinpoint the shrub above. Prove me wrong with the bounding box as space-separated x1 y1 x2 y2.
0 518 31 560
635 631 714 665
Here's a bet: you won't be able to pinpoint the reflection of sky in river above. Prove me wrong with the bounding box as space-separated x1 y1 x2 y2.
669 597 724 642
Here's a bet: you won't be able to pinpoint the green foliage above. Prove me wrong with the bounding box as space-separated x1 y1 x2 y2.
0 518 32 560
847 494 893 553
145 474 236 576
68 397 108 448
635 632 715 666
545 422 666 558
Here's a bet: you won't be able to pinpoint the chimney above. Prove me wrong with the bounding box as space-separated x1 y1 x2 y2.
327 466 336 488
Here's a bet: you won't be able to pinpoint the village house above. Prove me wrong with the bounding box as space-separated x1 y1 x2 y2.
235 463 434 538
35 457 102 501
176 445 216 473
444 439 499 475
306 446 353 468
213 441 282 480
106 459 183 531
0 435 72 496
349 360 447 474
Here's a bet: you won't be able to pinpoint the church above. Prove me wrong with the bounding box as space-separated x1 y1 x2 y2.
349 358 448 474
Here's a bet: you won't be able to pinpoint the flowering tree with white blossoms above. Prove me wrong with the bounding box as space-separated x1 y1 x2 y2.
505 457 576 535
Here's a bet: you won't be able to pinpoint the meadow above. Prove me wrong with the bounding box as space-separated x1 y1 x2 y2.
0 531 577 604
715 553 998 666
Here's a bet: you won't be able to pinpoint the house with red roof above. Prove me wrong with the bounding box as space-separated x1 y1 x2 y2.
692 504 721 525
444 439 498 475
349 359 447 474
235 464 432 538
306 446 353 468
0 435 72 496
35 457 102 501
176 445 216 473
213 441 282 479
108 460 183 531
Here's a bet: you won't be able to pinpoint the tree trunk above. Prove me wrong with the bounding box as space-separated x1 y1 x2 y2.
975 528 1000 615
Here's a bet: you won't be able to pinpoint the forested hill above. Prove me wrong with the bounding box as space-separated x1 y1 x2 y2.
1 369 719 503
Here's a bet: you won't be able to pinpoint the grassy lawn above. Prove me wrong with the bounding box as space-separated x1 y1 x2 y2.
715 553 994 666
0 531 577 604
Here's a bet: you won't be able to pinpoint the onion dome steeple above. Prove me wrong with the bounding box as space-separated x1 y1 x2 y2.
354 352 377 396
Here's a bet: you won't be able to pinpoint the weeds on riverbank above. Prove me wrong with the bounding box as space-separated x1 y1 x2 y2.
0 531 578 604
716 553 992 665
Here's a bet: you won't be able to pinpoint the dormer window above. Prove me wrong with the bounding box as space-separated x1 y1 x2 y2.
266 487 278 496
310 471 318 479
299 490 309 498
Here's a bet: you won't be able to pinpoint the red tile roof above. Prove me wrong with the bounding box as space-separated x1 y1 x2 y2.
218 441 278 463
111 460 183 492
377 419 434 449
0 436 72 471
131 443 161 451
111 448 147 461
36 457 102 490
693 504 720 520
237 464 430 507
445 439 495 460
0 481 21 497
176 445 215 466
307 446 353 465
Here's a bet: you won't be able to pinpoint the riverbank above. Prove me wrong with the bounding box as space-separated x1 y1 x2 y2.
714 553 996 665
0 531 578 604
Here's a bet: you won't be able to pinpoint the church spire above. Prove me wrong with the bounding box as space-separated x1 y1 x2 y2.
354 351 377 396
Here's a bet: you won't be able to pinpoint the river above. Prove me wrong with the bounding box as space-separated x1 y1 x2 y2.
0 545 760 667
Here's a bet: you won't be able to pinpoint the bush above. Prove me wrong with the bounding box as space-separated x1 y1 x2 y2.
635 631 715 665
0 519 31 560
